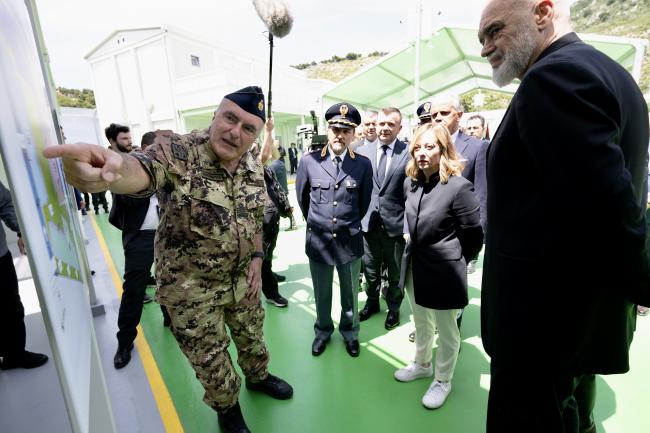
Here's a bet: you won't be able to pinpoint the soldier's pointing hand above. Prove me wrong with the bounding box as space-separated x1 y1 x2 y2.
43 143 123 193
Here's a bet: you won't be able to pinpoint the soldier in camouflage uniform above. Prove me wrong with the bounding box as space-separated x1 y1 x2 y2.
44 86 293 433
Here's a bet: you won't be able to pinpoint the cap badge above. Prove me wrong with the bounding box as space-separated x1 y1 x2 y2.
258 100 264 111
339 104 349 118
423 102 431 114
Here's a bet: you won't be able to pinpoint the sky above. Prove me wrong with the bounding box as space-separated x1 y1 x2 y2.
35 0 490 89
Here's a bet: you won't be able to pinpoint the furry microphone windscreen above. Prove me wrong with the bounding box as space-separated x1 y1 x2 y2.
252 0 294 38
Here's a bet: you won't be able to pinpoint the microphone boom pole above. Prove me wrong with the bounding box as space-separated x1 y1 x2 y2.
252 0 293 120
268 33 274 118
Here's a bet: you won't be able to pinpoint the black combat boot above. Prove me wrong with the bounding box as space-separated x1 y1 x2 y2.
217 402 251 433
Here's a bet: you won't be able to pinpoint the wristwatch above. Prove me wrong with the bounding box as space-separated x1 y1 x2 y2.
251 251 265 260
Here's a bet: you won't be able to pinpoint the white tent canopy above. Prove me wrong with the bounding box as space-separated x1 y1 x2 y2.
322 27 648 116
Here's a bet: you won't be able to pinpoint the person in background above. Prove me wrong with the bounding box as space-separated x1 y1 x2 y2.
255 118 290 308
105 123 157 368
139 130 170 326
465 114 487 140
351 110 379 152
394 122 482 409
288 142 299 175
0 180 49 370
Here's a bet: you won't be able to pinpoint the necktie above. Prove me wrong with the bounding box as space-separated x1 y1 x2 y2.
334 156 341 177
377 145 388 185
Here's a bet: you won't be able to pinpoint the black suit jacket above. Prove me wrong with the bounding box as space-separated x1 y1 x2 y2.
109 194 152 248
454 131 483 185
400 175 483 309
295 149 373 265
356 139 410 237
481 33 650 375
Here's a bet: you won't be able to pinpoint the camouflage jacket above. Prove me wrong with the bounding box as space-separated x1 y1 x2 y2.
131 129 266 306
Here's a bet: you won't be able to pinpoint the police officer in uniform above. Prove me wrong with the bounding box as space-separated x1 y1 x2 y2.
295 103 373 357
44 86 292 433
416 101 433 125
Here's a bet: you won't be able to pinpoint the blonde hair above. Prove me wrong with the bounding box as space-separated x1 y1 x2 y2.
405 123 464 184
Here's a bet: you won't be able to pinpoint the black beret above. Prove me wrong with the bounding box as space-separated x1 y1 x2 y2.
417 101 433 123
224 86 266 123
325 102 361 129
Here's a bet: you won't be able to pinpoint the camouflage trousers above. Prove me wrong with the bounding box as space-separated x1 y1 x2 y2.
167 298 269 412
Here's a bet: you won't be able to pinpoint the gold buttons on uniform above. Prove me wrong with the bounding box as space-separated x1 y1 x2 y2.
332 233 337 238
333 201 338 206
332 218 337 223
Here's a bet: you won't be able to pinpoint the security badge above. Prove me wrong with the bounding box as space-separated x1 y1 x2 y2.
258 100 264 111
339 104 348 119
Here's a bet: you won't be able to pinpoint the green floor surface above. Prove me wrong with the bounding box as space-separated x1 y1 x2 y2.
94 207 650 433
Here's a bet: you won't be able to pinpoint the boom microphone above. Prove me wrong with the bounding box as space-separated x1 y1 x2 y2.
252 0 294 38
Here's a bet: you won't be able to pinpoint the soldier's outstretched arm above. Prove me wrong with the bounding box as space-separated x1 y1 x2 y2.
43 143 151 194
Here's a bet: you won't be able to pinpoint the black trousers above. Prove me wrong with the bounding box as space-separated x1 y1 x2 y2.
261 209 280 300
487 362 596 433
362 228 405 311
0 251 26 357
289 158 297 174
116 230 155 348
91 191 109 212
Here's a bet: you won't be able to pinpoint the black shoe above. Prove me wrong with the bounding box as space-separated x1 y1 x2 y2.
0 351 49 370
245 374 293 400
217 402 251 433
143 293 153 304
113 344 133 369
266 295 289 308
359 302 380 321
81 209 87 216
311 337 330 356
408 330 416 343
385 310 400 330
344 340 360 357
147 276 156 286
273 272 286 282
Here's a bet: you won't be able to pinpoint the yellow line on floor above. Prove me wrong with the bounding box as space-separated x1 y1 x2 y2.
90 216 185 433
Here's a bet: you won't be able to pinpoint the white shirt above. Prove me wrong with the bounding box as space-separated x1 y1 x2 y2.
328 147 348 163
364 138 378 147
139 195 159 231
450 129 459 145
376 138 396 178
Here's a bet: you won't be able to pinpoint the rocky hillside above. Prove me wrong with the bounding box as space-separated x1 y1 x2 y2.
297 0 649 97
572 0 650 92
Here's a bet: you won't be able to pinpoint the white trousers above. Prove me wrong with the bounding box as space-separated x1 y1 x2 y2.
405 263 461 382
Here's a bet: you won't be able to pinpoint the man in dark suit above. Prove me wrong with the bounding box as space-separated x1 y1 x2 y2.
356 107 410 330
465 114 487 140
478 1 649 432
105 123 158 369
296 102 372 357
288 142 298 174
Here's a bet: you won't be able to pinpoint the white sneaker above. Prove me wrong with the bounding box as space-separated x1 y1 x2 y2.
394 362 433 382
422 380 452 409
